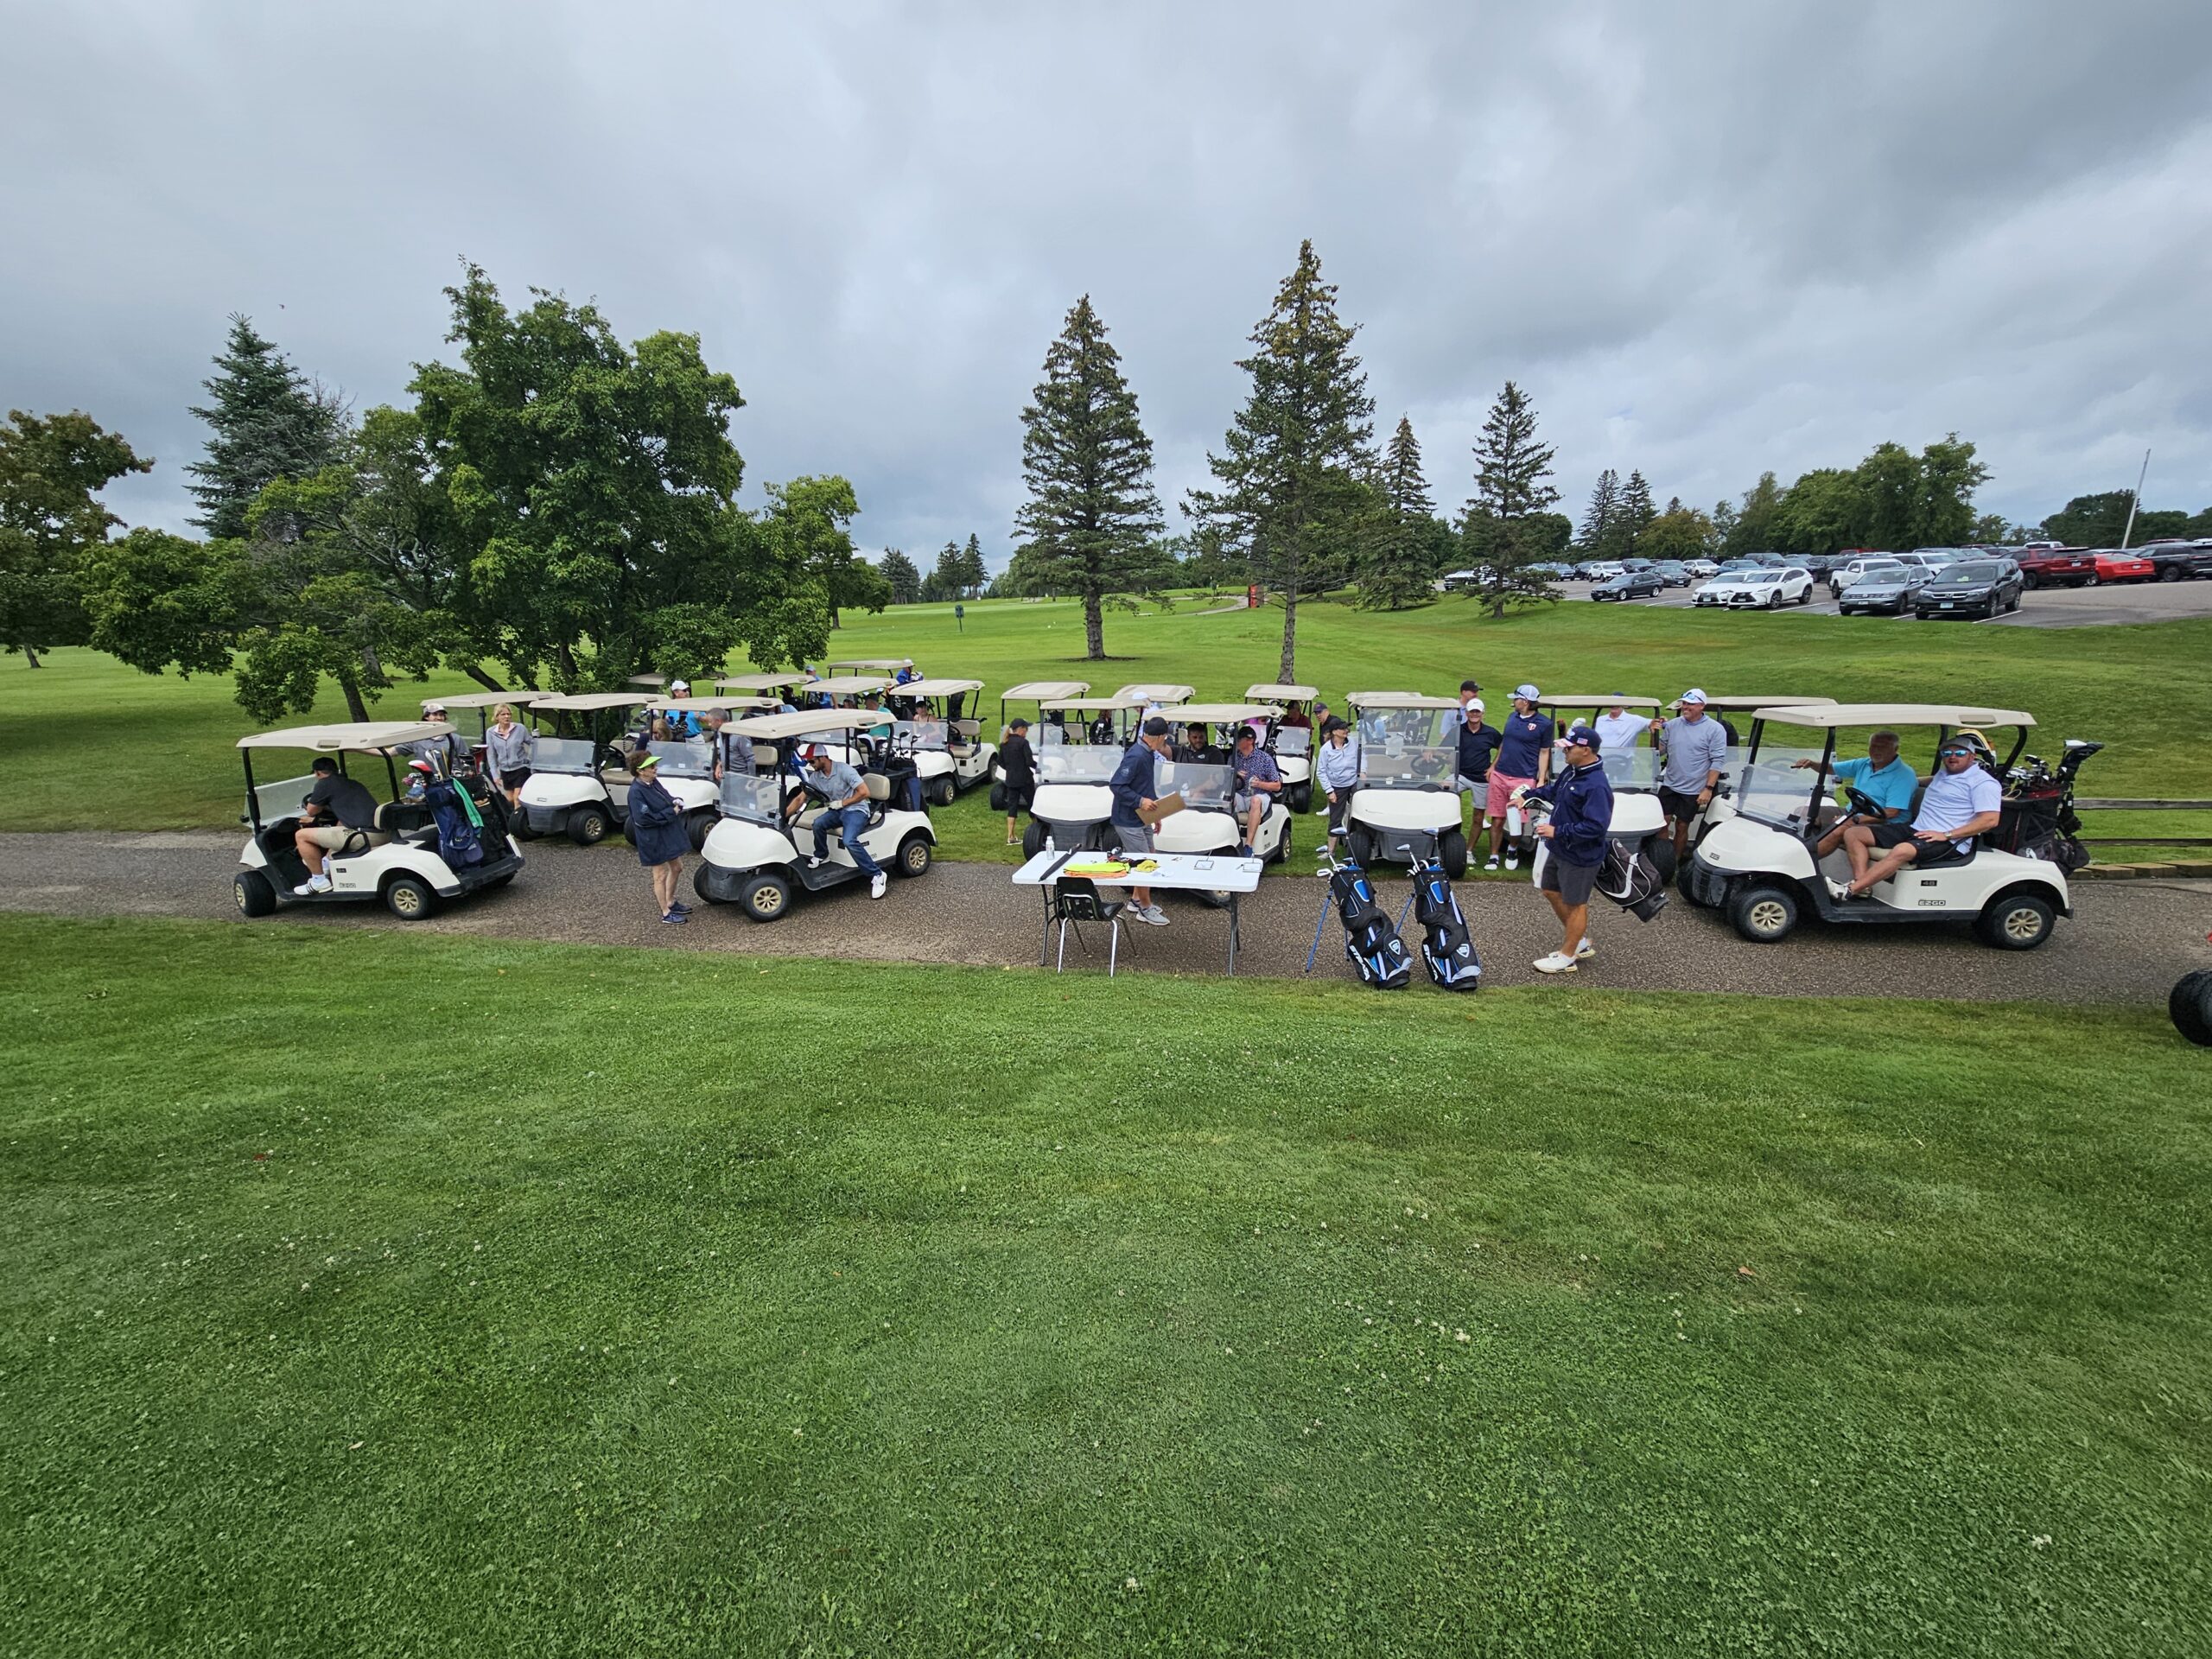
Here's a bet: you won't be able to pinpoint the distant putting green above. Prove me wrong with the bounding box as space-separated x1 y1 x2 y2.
3 594 2206 862
3 914 2208 1656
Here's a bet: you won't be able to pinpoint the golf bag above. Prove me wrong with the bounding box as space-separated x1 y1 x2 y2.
1595 836 1669 922
1330 861 1414 989
1409 858 1480 990
1994 740 2101 874
423 778 486 868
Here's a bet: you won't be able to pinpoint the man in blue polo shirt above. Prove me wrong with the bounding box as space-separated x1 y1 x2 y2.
1483 683 1553 872
1793 728 1916 857
1832 738 2002 899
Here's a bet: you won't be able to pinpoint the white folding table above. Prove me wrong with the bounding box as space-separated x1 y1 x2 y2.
1013 848 1266 975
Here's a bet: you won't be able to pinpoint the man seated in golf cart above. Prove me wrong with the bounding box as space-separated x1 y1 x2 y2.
1174 720 1224 766
1830 737 2001 901
786 746 888 899
292 757 387 893
1789 728 1916 857
1230 726 1282 855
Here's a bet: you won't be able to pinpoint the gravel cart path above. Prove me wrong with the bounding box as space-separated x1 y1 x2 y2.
7 832 2209 1003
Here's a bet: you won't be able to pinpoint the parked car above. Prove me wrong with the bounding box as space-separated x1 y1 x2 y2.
1827 555 1908 600
1838 563 1932 615
1798 554 1839 579
2014 546 2097 589
1647 561 1692 588
1745 551 1788 568
1578 560 1628 582
1683 558 1719 578
1916 557 2024 619
1621 557 1656 571
2141 539 2212 582
2087 549 2155 584
1591 569 1666 601
1694 567 1816 608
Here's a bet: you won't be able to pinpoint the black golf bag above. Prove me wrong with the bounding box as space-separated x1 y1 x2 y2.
1993 740 2101 874
1595 837 1670 922
1409 858 1481 990
1331 862 1414 989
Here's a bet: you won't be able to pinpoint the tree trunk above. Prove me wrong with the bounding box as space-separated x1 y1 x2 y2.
21 645 39 668
1084 589 1105 659
464 662 506 693
1278 587 1298 683
828 604 842 630
337 671 371 723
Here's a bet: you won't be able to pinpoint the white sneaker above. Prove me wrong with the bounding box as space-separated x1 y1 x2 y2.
1504 854 1521 871
1484 855 1501 871
869 873 887 899
308 874 333 893
1574 938 1596 961
1533 952 1578 975
1826 877 1852 902
804 856 824 870
292 880 316 897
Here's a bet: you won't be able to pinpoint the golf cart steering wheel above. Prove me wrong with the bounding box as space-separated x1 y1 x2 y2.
1844 786 1886 822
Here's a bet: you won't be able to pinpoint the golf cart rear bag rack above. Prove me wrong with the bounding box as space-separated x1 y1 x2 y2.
1409 857 1480 990
1325 861 1414 989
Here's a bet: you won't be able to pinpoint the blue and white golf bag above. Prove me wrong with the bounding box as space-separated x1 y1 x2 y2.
1410 858 1480 990
1330 861 1414 989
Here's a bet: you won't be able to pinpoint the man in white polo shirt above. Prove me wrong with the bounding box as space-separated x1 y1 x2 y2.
1831 737 2002 899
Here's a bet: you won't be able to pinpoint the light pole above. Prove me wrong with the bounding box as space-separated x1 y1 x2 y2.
2119 448 2151 550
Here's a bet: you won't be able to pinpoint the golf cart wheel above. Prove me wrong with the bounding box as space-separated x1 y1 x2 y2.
895 835 932 878
1347 827 1376 868
686 810 714 853
1020 820 1046 860
1675 857 1713 907
1287 784 1311 814
383 874 439 921
2170 969 2212 1047
1643 834 1678 883
1439 828 1469 880
233 870 277 918
1975 890 2056 950
1729 883 1799 944
927 776 957 808
568 805 611 846
510 817 538 841
739 871 792 923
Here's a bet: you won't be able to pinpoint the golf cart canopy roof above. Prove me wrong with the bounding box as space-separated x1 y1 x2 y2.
530 693 652 712
624 673 668 688
1346 691 1461 710
1166 702 1281 723
1039 696 1141 712
647 696 775 713
1751 702 2036 728
897 677 986 696
825 658 913 671
1246 683 1318 700
728 709 887 740
812 676 895 698
1114 683 1195 703
1668 694 1837 711
1003 679 1090 700
419 691 541 711
714 672 810 690
238 721 456 752
1542 695 1661 709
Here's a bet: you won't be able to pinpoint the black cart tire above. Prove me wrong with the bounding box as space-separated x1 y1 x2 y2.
234 870 277 918
739 871 792 923
896 835 932 878
1644 834 1678 883
568 805 611 845
1020 820 1046 860
1287 783 1311 814
686 810 714 853
1196 889 1233 909
926 776 957 808
2170 969 2212 1046
1439 827 1469 879
1729 883 1799 944
1676 857 1712 906
510 816 538 841
988 782 1008 813
1347 827 1376 868
1976 890 2056 950
383 874 439 920
692 868 728 905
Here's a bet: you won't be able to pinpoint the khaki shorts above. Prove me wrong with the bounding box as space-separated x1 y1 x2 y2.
301 824 391 852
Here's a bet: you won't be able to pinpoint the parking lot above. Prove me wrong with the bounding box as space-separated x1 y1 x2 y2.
1556 575 2212 628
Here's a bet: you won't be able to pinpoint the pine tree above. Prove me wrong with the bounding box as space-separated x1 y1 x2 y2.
1617 469 1656 556
1459 381 1561 617
1357 415 1437 611
186 315 347 539
957 532 988 596
1578 468 1619 552
880 548 920 604
920 541 961 604
1013 296 1163 658
1185 240 1376 680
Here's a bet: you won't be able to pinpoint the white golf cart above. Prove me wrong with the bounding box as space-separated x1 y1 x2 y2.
515 693 652 843
885 677 997 805
1114 683 1195 711
1152 704 1296 874
1020 696 1142 858
1658 695 1839 870
1684 702 2072 949
825 657 914 677
1530 695 1671 871
1342 693 1470 876
714 671 813 698
233 721 524 920
692 710 936 921
416 690 543 766
1246 683 1319 810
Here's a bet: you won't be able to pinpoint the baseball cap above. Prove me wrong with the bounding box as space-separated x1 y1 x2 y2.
1564 723 1602 750
670 678 690 692
633 752 661 771
423 701 448 715
1513 683 1540 701
1464 696 1484 713
1234 725 1257 742
1141 716 1172 737
1680 687 1708 705
1008 716 1030 730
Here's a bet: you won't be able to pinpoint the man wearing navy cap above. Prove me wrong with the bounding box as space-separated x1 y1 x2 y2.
1515 723 1613 975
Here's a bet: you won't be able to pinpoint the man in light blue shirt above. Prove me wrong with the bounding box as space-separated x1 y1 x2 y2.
789 748 887 897
1794 728 1916 856
1651 689 1731 863
1833 740 2003 899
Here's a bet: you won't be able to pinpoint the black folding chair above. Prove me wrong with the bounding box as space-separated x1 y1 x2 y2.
1041 877 1136 976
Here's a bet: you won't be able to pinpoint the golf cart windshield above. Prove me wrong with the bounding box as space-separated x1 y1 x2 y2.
894 718 949 753
1357 742 1457 789
717 772 786 824
1037 747 1122 784
1736 745 1828 829
1274 726 1311 756
248 772 321 824
1157 760 1236 810
1356 707 1456 748
1600 747 1659 790
531 735 600 773
647 739 713 778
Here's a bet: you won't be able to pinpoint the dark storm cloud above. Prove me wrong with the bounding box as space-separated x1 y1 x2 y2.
5 0 2209 560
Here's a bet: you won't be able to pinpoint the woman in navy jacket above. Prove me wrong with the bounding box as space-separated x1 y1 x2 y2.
626 752 693 924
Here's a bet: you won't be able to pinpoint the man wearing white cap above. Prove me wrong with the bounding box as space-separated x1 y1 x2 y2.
1651 689 1728 865
1592 699 1647 761
1483 684 1552 872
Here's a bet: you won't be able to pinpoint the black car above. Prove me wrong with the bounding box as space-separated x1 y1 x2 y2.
1915 557 2024 620
2142 541 2212 582
1591 569 1665 601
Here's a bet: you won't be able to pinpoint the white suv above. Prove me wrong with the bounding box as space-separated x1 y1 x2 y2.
1694 567 1815 608
1828 555 1907 599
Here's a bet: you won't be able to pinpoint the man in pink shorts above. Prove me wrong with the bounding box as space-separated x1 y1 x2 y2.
1483 683 1554 872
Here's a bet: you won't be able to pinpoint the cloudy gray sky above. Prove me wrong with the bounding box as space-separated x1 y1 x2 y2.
6 0 2209 563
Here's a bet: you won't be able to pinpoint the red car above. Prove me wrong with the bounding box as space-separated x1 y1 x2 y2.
2014 547 2096 588
2089 550 2155 584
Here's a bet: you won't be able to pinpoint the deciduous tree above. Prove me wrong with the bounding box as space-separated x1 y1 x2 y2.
0 410 151 667
765 474 885 630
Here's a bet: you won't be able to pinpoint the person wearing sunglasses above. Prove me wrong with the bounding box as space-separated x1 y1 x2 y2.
1831 739 2001 900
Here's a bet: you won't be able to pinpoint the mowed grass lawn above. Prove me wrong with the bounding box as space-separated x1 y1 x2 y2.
3 595 2207 863
3 913 2208 1656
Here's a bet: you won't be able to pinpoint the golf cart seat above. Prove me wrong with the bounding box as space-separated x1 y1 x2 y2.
950 718 982 755
374 801 434 840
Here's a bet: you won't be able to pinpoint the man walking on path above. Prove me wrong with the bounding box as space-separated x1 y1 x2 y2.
1516 724 1614 976
1651 689 1729 865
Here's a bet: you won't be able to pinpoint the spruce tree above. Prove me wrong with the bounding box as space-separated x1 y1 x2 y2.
880 548 921 604
1357 415 1437 611
1459 381 1561 618
1578 468 1619 552
957 532 989 596
1185 240 1376 680
186 315 347 539
1617 469 1656 556
1013 296 1163 658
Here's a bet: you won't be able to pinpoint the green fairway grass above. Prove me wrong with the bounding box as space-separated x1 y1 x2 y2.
3 595 2207 865
3 913 2207 1656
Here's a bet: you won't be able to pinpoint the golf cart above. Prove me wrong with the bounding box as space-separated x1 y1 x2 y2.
884 677 996 805
1114 683 1195 711
1529 695 1672 873
515 693 652 843
715 672 813 697
1684 703 2073 949
995 681 1091 783
1151 704 1297 873
1020 696 1142 859
825 658 914 677
692 710 936 921
1246 683 1319 810
416 690 543 766
233 721 524 920
1342 693 1471 877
